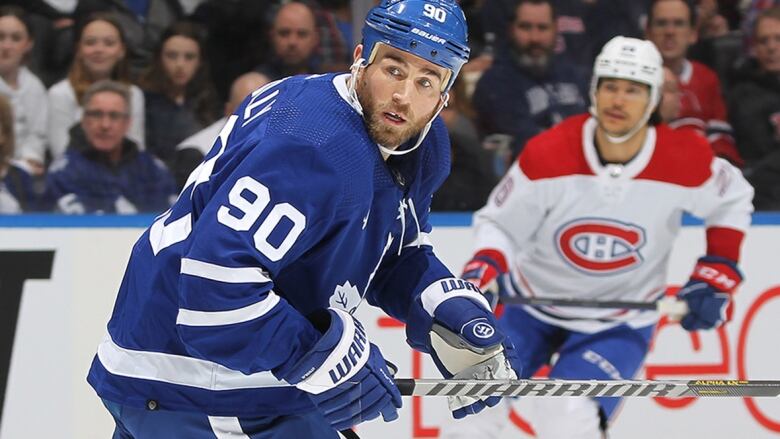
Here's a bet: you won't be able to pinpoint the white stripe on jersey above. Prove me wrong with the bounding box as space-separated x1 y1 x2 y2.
404 231 433 248
176 292 280 327
180 258 272 283
208 416 251 439
97 335 288 390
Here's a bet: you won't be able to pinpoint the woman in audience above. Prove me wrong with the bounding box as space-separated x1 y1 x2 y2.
139 21 219 165
47 13 145 161
0 95 37 213
0 6 48 174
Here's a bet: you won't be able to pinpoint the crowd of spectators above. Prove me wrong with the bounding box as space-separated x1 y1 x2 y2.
0 0 778 214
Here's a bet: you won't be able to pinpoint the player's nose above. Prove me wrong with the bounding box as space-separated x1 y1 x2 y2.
391 81 412 104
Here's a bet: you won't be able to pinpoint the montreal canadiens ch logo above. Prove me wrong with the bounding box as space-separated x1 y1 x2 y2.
555 218 646 275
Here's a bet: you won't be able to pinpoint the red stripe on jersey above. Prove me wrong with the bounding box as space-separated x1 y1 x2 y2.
518 114 594 181
473 248 509 273
706 227 744 262
634 124 715 187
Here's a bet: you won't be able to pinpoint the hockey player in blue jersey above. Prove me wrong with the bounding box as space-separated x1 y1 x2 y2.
87 1 522 437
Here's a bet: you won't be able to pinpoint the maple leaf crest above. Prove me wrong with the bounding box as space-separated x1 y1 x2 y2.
329 281 361 314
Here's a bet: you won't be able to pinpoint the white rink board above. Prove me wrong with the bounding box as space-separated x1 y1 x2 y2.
0 219 779 439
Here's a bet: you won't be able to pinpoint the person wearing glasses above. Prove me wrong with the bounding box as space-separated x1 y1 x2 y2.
44 80 175 214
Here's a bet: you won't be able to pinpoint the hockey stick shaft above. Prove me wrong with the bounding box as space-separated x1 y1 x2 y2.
499 295 689 317
394 378 780 398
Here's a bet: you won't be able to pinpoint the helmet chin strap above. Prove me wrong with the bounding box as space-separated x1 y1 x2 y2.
348 57 450 157
347 57 366 116
378 93 449 157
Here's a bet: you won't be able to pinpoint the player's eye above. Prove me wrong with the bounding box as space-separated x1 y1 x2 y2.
418 78 433 89
626 85 642 95
387 66 401 77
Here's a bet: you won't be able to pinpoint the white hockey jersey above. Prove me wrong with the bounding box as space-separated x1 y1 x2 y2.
473 114 754 333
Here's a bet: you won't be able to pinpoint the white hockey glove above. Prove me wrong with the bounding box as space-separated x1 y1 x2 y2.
407 278 522 419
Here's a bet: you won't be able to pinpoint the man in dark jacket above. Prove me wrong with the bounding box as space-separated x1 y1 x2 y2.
45 80 175 213
472 0 588 161
728 7 780 210
254 1 321 81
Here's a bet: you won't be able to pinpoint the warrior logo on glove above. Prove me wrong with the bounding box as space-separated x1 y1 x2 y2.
472 321 496 339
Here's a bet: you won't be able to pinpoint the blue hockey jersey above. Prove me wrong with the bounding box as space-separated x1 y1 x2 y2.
87 73 454 416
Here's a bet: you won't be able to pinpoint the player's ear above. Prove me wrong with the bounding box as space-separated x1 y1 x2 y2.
353 44 364 62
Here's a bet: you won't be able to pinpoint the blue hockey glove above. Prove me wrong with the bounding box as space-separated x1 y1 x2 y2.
677 256 743 331
277 308 402 431
407 278 522 419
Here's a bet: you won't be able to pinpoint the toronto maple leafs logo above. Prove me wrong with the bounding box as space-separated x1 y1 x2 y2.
329 281 361 314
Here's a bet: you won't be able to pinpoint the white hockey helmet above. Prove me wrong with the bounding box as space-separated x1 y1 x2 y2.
589 36 664 143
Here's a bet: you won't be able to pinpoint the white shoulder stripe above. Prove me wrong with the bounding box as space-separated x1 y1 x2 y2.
181 258 271 284
208 417 250 439
97 335 288 390
404 232 433 248
176 292 281 327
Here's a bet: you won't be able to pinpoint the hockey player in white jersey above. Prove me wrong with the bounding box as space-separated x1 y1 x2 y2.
453 36 754 438
87 1 523 438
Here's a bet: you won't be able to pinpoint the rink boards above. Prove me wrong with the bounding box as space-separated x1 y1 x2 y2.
0 213 778 438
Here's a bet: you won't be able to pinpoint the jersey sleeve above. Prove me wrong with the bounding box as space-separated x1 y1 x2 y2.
688 157 754 262
174 134 343 377
471 157 551 272
365 193 453 322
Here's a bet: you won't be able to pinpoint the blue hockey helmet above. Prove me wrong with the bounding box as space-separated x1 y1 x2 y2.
361 0 470 93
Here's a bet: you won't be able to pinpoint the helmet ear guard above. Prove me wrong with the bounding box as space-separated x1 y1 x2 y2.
361 0 470 93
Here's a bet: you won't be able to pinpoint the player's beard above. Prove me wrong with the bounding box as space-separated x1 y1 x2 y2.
356 77 438 149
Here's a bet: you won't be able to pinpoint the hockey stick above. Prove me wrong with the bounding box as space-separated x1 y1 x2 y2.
394 378 780 398
498 294 689 318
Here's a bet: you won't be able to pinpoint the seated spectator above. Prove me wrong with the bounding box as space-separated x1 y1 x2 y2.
172 71 270 189
255 1 321 80
432 80 497 211
8 0 75 87
480 0 651 71
47 13 145 161
472 0 588 160
140 21 219 166
729 7 780 210
646 0 743 166
742 0 780 52
45 80 175 214
73 0 183 77
0 6 48 173
686 0 742 87
0 94 38 213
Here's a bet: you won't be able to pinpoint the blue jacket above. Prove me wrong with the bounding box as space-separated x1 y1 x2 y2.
45 126 176 213
473 53 588 158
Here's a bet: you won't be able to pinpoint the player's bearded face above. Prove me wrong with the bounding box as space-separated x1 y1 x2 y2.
354 45 445 148
357 79 439 148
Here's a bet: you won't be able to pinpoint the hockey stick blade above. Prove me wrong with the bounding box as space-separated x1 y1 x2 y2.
394 378 780 398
